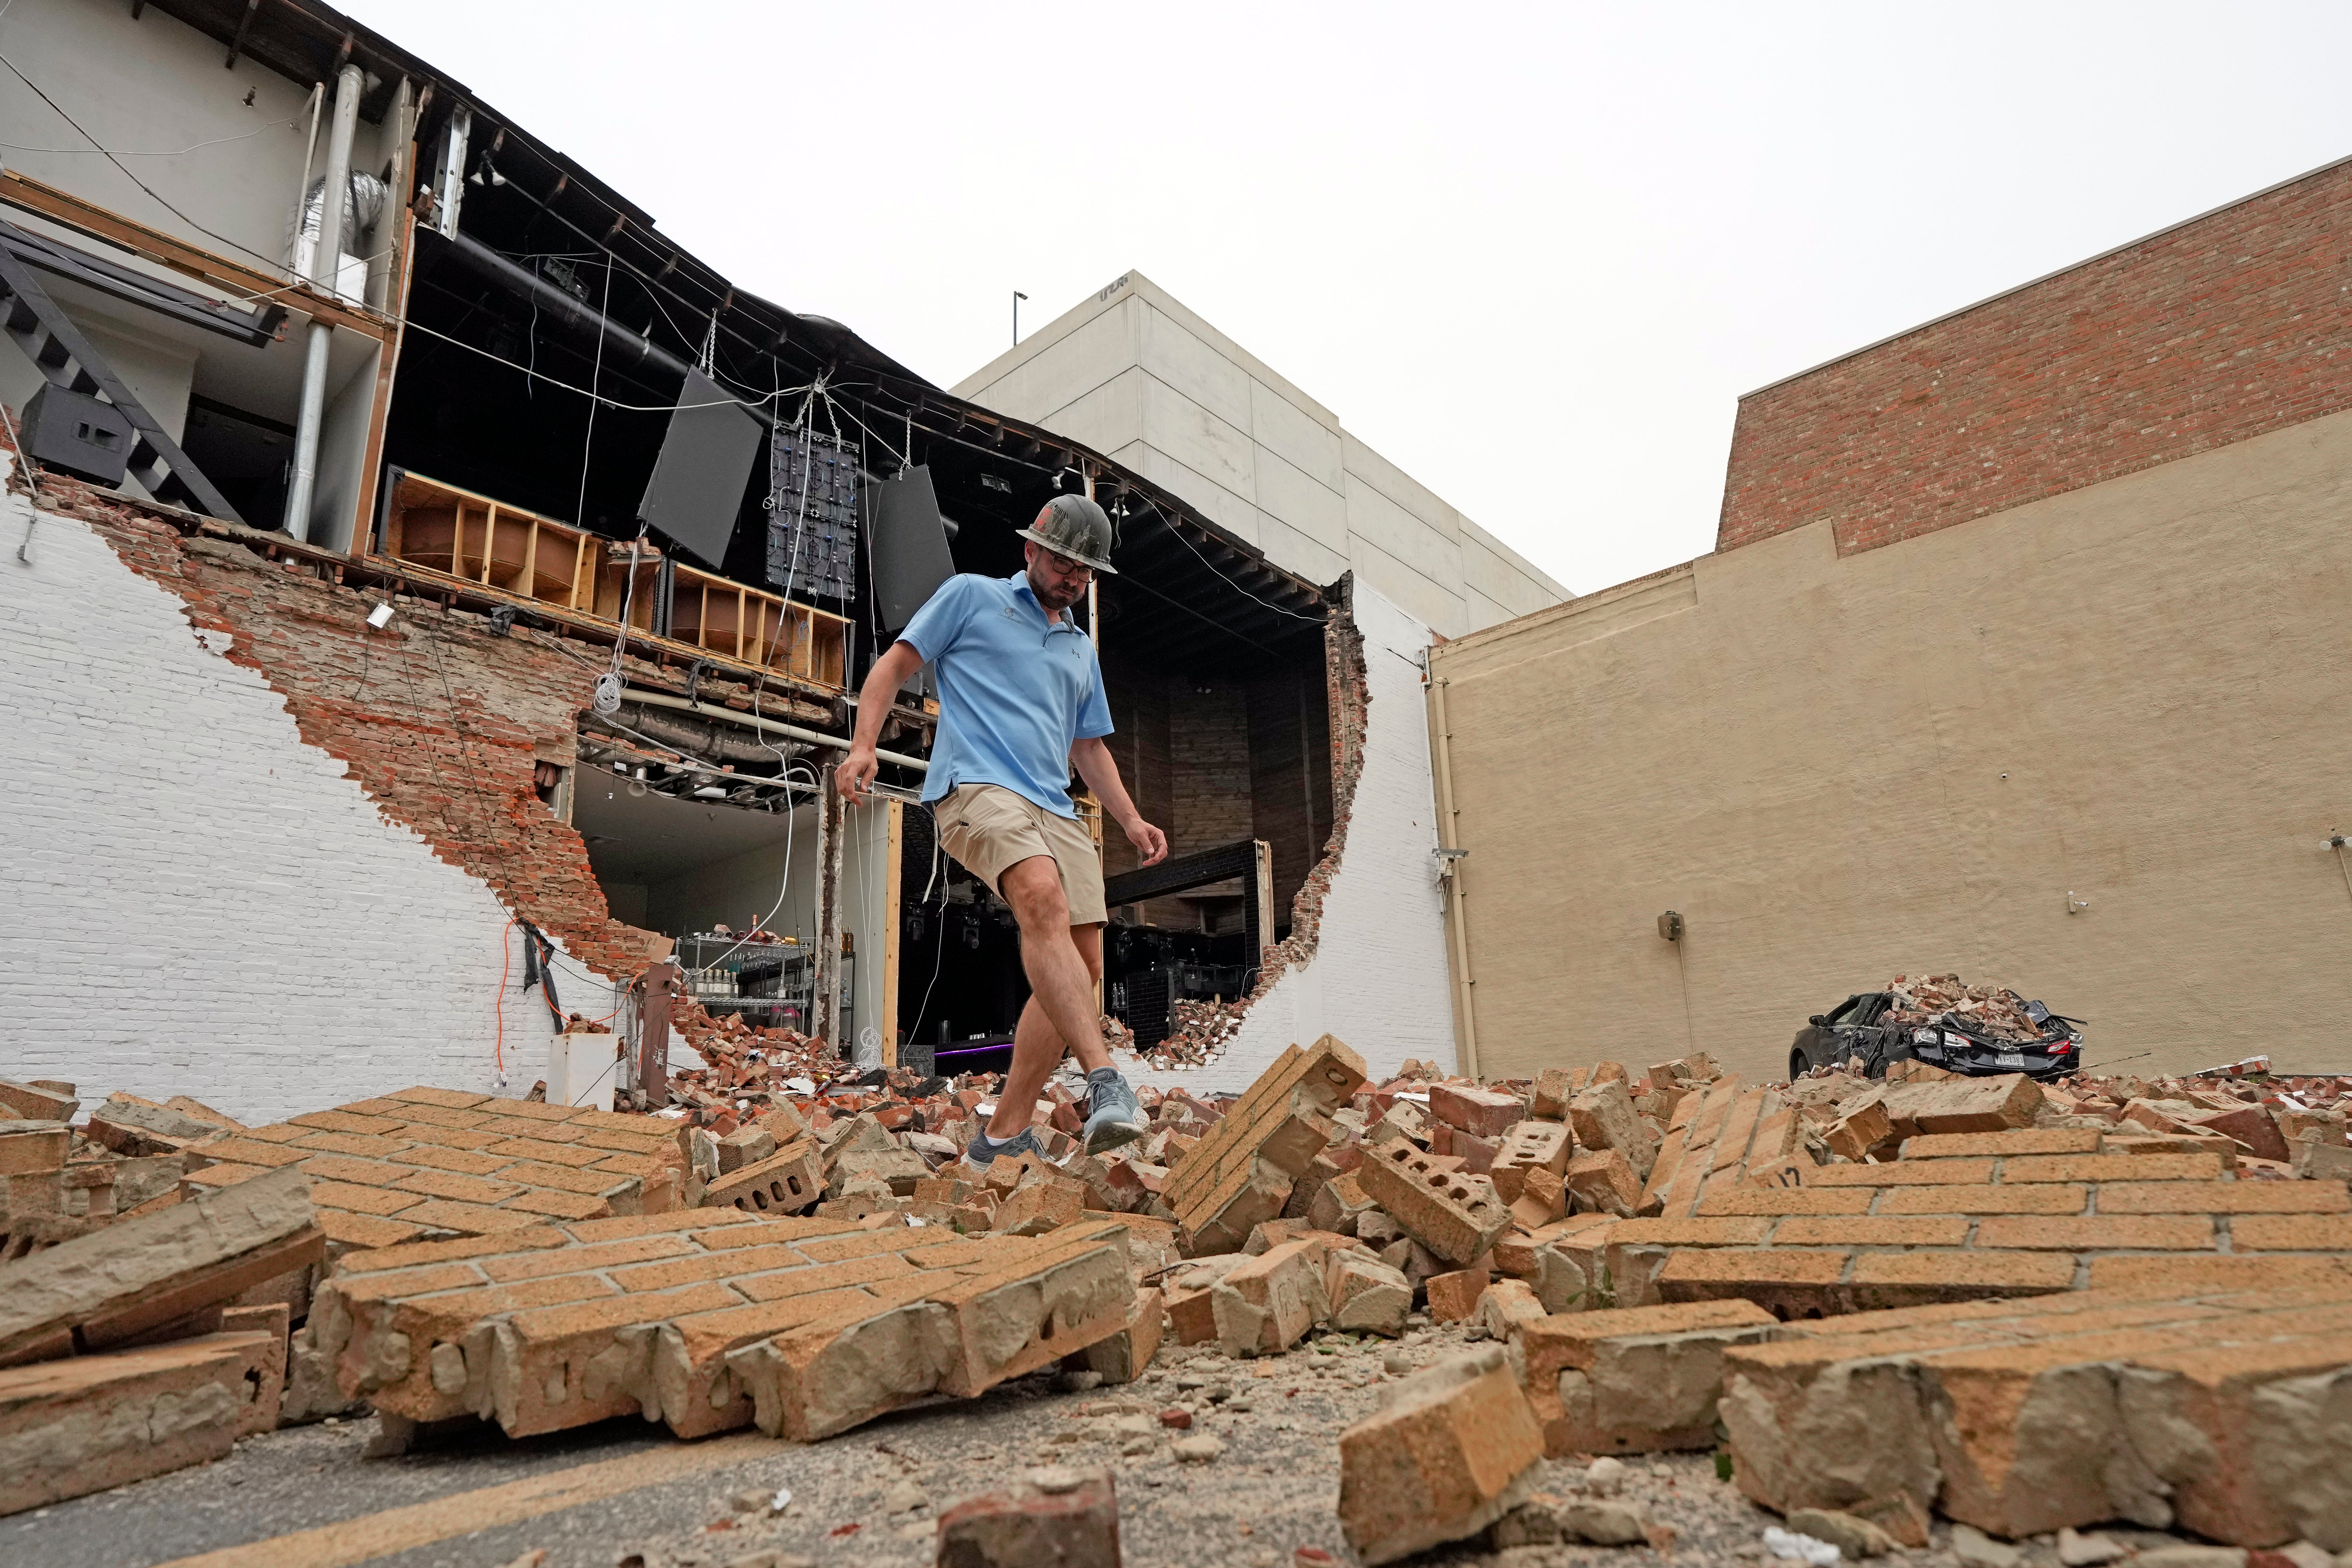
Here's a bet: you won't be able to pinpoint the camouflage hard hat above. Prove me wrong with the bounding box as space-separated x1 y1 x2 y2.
1015 493 1119 575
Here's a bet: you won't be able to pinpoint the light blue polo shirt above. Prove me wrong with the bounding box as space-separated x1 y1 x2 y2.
899 571 1112 817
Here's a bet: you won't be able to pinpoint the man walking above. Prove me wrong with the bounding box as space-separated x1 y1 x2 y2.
840 494 1167 1164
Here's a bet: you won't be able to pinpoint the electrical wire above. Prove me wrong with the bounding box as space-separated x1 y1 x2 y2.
400 316 804 413
1124 490 1327 622
0 112 308 157
494 916 514 1073
0 396 40 564
0 49 299 275
574 254 611 529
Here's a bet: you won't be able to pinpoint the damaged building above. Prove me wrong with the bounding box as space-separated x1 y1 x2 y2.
0 0 1557 1119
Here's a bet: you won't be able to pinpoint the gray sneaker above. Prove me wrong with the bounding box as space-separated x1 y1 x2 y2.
963 1124 1044 1171
1082 1068 1147 1154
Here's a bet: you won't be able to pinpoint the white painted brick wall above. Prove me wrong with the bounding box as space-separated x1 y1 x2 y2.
1127 585 1458 1093
0 471 604 1124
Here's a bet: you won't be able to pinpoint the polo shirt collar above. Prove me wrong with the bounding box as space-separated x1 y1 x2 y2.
1007 570 1081 635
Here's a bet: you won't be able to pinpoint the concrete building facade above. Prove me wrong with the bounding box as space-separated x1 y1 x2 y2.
954 271 1569 637
1429 157 2352 1086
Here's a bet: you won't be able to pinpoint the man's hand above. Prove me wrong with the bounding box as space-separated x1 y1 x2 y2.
839 744 880 801
1124 815 1169 867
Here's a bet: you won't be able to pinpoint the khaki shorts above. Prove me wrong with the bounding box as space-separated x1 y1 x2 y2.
933 783 1107 927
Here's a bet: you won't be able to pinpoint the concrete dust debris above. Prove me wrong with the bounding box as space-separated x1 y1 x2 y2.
1766 1524 1845 1565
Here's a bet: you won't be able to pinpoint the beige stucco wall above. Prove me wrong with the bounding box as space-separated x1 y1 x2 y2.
1430 407 2352 1086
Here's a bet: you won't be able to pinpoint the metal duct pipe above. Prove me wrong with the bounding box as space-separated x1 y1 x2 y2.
622 687 929 772
586 704 793 767
432 231 776 424
282 62 363 541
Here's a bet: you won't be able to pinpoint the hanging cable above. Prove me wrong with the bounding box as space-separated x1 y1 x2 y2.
0 49 303 275
398 317 804 412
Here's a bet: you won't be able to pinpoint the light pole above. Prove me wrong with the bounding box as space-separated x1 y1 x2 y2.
1013 290 1028 345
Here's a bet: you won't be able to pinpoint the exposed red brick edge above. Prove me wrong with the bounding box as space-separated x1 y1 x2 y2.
8 448 665 988
1718 155 2352 560
1141 574 1371 1069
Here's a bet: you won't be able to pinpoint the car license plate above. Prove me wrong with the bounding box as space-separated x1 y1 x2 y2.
1995 1052 2027 1070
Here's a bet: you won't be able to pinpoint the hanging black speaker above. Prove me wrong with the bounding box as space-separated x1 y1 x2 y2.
868 465 957 632
636 367 762 569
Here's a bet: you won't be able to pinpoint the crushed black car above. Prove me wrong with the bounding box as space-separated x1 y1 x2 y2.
1790 989 2084 1081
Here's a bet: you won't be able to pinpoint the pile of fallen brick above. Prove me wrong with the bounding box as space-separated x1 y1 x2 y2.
1880 973 2051 1040
8 1038 2349 1566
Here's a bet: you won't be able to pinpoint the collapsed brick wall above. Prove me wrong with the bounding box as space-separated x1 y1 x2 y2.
1719 155 2352 558
14 463 666 986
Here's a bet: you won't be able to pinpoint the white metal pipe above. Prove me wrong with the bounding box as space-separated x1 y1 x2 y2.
622 687 929 772
282 63 363 541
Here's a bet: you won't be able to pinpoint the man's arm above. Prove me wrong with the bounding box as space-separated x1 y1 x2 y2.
840 640 925 799
1071 736 1168 867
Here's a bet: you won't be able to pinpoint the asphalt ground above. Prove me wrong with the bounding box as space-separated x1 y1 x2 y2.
11 1320 2252 1568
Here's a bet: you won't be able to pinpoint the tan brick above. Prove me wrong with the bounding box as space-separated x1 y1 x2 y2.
306 1180 426 1218
1488 1119 1572 1203
1357 1141 1512 1265
0 1127 68 1177
1429 1083 1525 1138
1530 1067 1578 1121
193 1137 310 1170
1974 1215 2216 1250
499 1188 611 1221
2230 1213 2352 1250
388 1122 502 1152
395 1198 548 1237
1216 1237 1327 1353
380 1105 494 1131
1324 1249 1412 1335
1425 1266 1493 1323
0 1166 323 1363
2001 1152 2225 1184
1166 1036 1365 1252
1518 1299 1778 1457
288 1132 410 1160
1656 1248 1850 1305
1847 1250 2078 1301
1697 1186 1874 1217
992 1177 1086 1237
1567 1078 1661 1181
1901 1128 2101 1159
387 1086 495 1110
731 1252 925 1304
1338 1345 1544 1565
1773 1215 1972 1248
286 1110 408 1136
0 1332 283 1512
1563 1147 1644 1217
1881 1073 2041 1134
333 1229 568 1273
566 1209 761 1243
489 1160 636 1198
227 1122 311 1144
1601 1217 1774 1248
703 1142 823 1216
391 1167 527 1206
609 1241 824 1294
293 1154 413 1187
2087 1253 2352 1293
315 1209 428 1251
1809 1159 1992 1187
1881 1183 2087 1215
2099 1181 2350 1214
481 1136 611 1168
389 1144 515 1177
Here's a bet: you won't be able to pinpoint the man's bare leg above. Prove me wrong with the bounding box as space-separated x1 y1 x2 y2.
990 930 1104 1143
987 856 1106 1142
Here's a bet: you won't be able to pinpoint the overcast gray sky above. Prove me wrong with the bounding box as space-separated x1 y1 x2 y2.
343 1 2352 595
